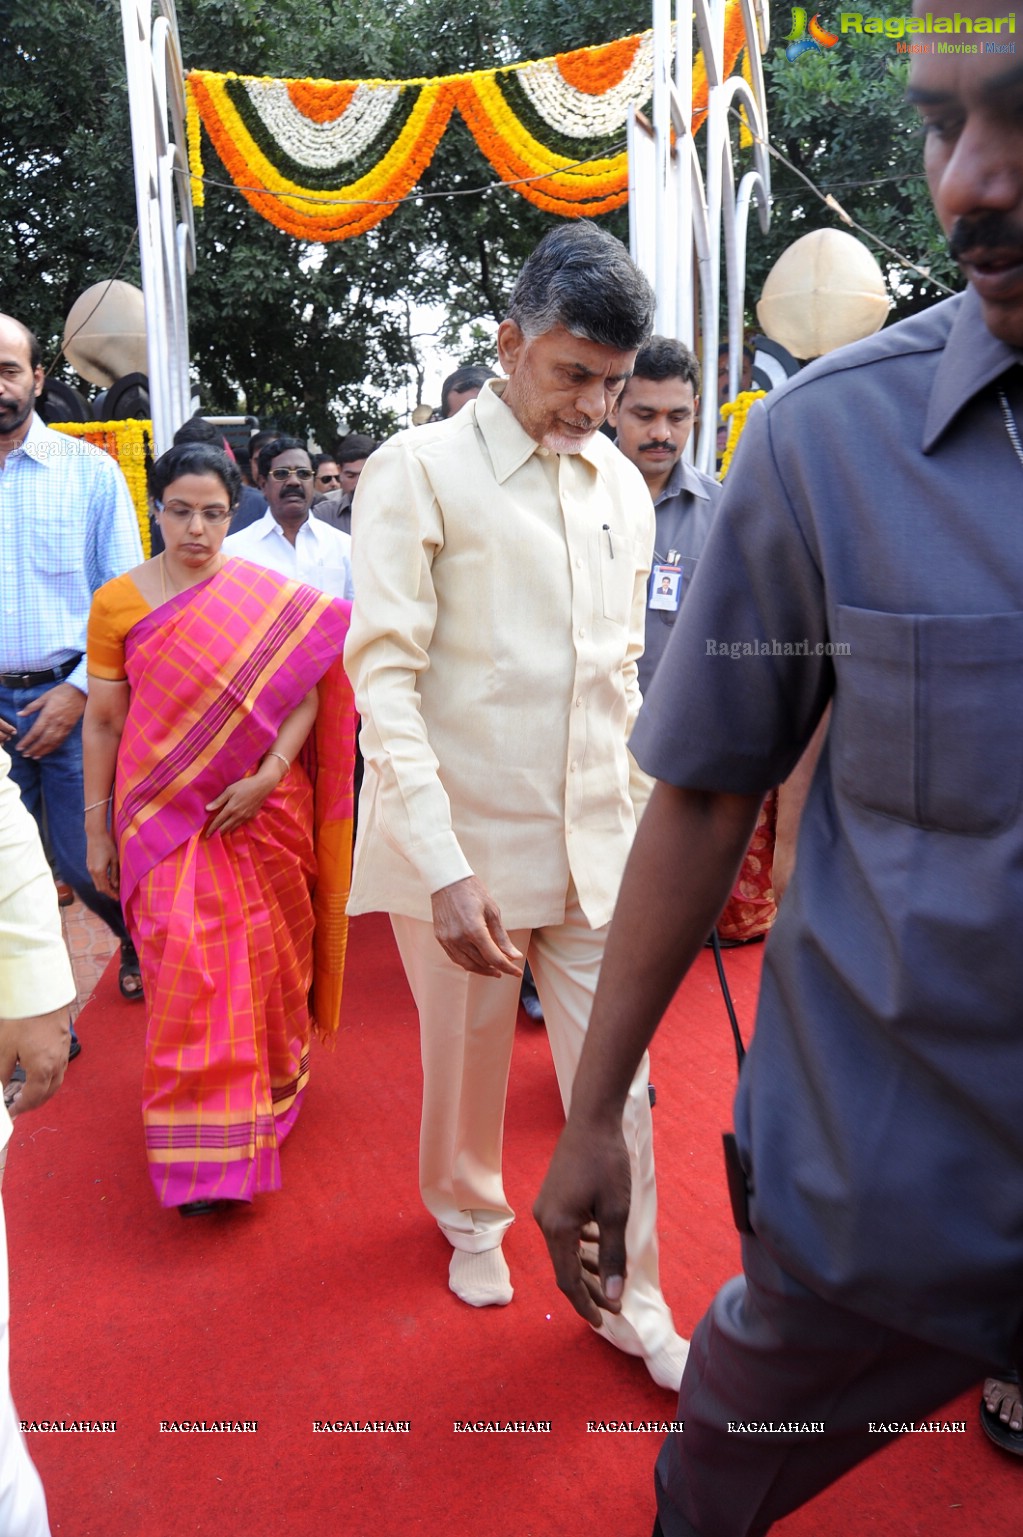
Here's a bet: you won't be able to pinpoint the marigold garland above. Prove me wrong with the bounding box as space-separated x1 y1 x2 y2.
691 0 748 135
556 35 641 94
50 419 154 557
718 391 766 481
186 92 205 209
185 7 752 241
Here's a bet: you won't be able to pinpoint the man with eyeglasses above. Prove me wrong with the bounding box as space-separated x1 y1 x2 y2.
311 453 342 495
0 312 143 1020
313 435 379 537
223 435 353 602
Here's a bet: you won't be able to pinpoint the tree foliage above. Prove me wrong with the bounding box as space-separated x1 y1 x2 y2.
743 32 956 324
0 0 953 444
1 0 642 443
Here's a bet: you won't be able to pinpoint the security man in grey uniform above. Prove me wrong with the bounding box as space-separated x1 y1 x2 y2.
608 336 721 701
535 2 1023 1530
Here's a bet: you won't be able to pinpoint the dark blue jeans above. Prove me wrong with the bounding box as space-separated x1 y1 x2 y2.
1 680 127 946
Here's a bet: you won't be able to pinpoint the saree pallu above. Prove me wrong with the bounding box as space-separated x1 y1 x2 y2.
115 559 354 1207
717 789 777 942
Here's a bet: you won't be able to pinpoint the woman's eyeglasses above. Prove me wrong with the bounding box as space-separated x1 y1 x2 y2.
156 502 233 525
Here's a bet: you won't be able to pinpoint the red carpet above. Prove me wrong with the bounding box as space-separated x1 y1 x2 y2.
3 914 1017 1536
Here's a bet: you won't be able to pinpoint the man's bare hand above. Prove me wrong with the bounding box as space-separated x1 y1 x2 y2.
0 716 16 746
533 1115 632 1327
431 875 523 977
0 1008 70 1117
17 683 86 759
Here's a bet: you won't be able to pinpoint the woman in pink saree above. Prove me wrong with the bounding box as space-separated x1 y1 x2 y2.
82 444 354 1214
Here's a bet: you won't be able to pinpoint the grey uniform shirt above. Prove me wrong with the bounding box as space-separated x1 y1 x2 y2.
638 456 722 698
632 285 1023 1363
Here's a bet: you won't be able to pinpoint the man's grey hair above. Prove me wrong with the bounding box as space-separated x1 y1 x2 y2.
507 222 655 352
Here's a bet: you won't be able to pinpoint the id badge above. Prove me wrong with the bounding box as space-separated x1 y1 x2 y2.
649 556 697 612
649 564 681 611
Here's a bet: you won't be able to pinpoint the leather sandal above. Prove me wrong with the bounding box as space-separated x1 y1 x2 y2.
119 939 143 1002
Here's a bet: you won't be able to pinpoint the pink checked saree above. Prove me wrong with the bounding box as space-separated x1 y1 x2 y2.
115 559 354 1208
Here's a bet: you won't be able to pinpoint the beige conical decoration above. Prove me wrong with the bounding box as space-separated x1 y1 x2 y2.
63 280 148 386
756 229 890 360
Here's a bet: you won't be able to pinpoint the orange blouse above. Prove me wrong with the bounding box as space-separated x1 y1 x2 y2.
86 573 152 682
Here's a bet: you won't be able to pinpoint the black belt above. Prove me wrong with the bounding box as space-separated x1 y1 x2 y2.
0 654 82 688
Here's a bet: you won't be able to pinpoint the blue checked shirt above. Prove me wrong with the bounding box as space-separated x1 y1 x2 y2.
0 413 143 693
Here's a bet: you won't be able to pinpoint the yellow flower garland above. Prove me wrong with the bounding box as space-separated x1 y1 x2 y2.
186 92 205 209
49 419 153 557
718 391 766 481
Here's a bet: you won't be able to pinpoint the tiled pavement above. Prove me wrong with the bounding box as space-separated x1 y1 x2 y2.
60 894 119 1021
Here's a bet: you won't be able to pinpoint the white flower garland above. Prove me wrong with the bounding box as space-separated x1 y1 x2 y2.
242 79 403 169
516 32 661 139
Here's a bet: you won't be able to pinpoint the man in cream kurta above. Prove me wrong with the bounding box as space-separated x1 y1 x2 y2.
345 223 686 1391
0 745 75 1536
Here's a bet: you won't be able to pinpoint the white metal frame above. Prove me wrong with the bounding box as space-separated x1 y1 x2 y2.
631 0 772 473
120 0 194 453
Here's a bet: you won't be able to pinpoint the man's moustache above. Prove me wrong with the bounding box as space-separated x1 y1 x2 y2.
948 214 1023 262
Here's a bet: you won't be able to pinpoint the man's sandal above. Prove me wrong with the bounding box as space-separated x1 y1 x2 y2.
119 939 143 1002
981 1371 1023 1455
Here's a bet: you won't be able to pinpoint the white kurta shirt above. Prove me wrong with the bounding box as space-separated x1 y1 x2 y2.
223 507 354 600
344 378 655 929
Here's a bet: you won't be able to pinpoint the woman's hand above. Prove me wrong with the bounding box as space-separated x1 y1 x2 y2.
87 829 120 897
204 763 281 837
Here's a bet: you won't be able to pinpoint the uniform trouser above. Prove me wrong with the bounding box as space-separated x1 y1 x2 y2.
390 886 678 1358
652 1234 989 1537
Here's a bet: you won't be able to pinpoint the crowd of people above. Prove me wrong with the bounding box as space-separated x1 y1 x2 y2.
1 6 1021 1530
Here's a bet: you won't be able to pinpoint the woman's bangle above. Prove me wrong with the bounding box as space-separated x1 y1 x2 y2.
84 797 111 814
265 750 290 776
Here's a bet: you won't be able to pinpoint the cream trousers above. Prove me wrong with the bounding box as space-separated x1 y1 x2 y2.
391 885 678 1358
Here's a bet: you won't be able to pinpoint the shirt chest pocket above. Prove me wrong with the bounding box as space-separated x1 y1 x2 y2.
598 522 634 625
832 604 1023 836
29 507 82 576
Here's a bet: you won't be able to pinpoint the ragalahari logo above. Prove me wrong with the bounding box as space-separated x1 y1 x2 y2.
785 8 841 57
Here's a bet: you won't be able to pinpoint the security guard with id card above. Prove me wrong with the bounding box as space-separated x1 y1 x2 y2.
609 336 721 699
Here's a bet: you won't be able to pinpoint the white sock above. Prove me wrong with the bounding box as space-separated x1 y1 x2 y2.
644 1333 690 1393
448 1246 514 1307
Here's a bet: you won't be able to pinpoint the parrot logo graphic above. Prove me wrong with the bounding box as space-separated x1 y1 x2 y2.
785 8 840 58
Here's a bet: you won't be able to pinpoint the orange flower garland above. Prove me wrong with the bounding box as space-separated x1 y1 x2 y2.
286 81 357 121
691 0 748 134
555 35 641 93
185 6 754 241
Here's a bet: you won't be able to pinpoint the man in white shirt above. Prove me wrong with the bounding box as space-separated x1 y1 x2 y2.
345 222 687 1391
224 437 354 601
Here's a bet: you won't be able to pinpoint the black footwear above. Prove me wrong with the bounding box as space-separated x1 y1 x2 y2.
981 1372 1023 1455
179 1200 219 1217
68 1036 81 1062
119 938 143 1002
